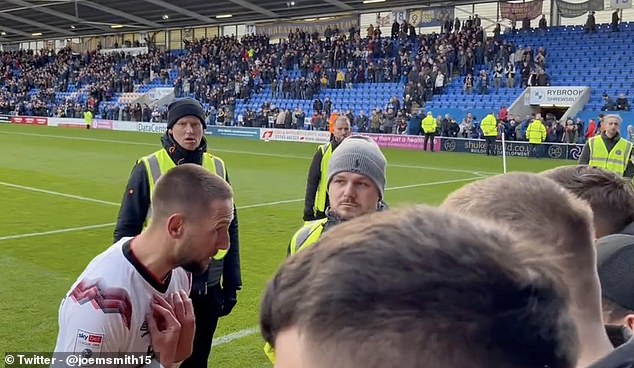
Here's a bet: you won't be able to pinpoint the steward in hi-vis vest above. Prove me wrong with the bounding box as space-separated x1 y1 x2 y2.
579 114 634 178
303 116 351 221
114 98 241 368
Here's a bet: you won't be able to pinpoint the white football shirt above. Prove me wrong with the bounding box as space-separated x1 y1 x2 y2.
53 237 191 365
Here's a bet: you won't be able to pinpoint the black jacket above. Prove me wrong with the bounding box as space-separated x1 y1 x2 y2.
113 133 242 294
588 338 634 368
578 133 634 178
303 138 343 221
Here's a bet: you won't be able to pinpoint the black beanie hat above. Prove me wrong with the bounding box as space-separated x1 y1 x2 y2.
167 98 207 129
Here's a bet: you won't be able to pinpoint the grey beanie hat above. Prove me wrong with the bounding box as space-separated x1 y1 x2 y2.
327 135 387 199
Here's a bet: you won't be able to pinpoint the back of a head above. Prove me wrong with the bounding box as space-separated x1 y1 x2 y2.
151 164 233 222
440 172 611 366
260 206 578 368
442 173 595 274
541 165 634 238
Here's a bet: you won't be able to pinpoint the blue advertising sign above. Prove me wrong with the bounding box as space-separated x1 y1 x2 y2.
440 137 583 160
205 126 260 140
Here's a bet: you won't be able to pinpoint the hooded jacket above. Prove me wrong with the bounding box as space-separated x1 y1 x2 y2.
113 133 241 294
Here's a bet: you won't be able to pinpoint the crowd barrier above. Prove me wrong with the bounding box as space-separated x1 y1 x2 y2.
0 115 582 160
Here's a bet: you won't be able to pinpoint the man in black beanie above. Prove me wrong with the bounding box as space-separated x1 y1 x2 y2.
114 98 241 368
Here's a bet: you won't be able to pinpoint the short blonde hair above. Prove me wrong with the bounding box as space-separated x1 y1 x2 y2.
441 173 596 297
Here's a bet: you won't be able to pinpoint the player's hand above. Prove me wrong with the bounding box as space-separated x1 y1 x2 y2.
168 290 196 362
147 294 181 368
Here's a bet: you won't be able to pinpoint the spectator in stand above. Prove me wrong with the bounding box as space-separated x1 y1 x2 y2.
598 114 606 135
498 106 508 122
464 73 474 94
564 119 579 144
616 94 630 111
506 116 518 140
603 94 616 111
493 62 504 89
612 9 621 32
539 15 547 31
477 70 489 95
587 118 598 140
586 11 597 33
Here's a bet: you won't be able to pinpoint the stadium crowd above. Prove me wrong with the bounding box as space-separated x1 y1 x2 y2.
2 7 629 367
1 15 628 147
0 19 524 121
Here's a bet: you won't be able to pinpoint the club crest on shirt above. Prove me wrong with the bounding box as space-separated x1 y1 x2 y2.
140 320 150 338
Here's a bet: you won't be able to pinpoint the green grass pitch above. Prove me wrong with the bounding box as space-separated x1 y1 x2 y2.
0 124 571 367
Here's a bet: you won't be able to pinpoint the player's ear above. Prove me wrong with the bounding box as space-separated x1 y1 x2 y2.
166 214 185 239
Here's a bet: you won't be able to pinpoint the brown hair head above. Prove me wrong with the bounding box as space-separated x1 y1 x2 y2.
261 205 578 368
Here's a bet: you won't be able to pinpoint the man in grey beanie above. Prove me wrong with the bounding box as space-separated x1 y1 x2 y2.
290 135 387 254
264 135 388 362
114 97 242 368
325 135 387 222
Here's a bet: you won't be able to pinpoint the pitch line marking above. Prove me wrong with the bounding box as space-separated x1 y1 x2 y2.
0 175 485 211
0 130 500 176
0 176 486 241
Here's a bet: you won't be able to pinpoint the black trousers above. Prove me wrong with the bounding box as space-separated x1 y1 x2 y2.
485 136 497 155
181 284 223 368
424 133 435 151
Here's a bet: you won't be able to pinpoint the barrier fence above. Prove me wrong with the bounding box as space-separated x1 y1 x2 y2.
0 115 582 160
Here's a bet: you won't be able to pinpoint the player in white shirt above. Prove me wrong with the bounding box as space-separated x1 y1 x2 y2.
54 164 235 367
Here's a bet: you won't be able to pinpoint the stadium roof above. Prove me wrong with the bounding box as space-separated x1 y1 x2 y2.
0 0 488 43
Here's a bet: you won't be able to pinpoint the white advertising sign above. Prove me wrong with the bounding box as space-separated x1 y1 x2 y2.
528 86 588 106
259 128 330 144
137 122 167 133
148 87 174 101
111 121 137 132
612 0 631 9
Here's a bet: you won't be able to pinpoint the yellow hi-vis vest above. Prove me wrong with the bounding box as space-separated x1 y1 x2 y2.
481 114 497 137
139 148 229 260
421 115 437 134
263 218 329 363
84 111 92 125
588 135 633 176
288 218 328 256
526 120 546 144
314 143 333 214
